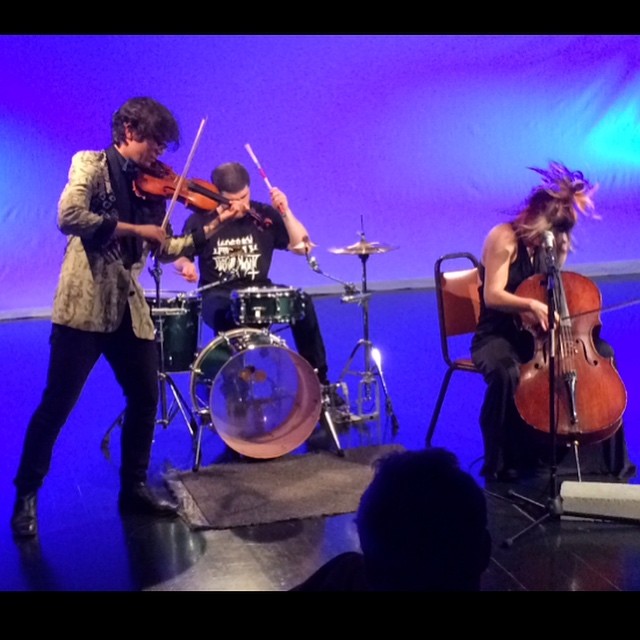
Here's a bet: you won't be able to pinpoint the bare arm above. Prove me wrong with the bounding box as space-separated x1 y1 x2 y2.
481 223 551 330
270 187 312 254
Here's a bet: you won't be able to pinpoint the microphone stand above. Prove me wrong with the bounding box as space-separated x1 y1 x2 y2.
501 246 563 547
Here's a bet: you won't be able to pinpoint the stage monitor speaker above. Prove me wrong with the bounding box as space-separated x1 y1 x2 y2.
560 481 640 522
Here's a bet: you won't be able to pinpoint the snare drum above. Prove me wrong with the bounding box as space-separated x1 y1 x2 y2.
145 291 201 372
230 286 305 326
190 328 322 459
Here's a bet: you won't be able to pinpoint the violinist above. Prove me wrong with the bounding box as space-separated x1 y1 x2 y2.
10 97 226 539
471 161 636 482
173 161 340 406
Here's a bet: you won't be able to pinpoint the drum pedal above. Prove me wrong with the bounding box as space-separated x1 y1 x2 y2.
195 408 213 426
322 382 353 425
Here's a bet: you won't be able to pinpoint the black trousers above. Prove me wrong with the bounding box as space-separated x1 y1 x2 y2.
471 330 636 479
14 306 159 495
200 286 330 385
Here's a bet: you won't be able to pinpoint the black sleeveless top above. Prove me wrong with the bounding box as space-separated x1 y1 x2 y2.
473 231 543 349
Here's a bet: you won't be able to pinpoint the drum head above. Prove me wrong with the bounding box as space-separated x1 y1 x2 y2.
207 341 322 459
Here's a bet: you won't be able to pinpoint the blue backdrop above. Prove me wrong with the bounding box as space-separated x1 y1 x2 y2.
1 34 639 316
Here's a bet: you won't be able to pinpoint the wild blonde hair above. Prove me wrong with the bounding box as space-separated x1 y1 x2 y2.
512 161 599 249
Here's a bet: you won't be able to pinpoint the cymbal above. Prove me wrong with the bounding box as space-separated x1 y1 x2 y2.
328 239 398 256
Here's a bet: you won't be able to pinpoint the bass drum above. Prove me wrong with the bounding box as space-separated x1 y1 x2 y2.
190 328 322 459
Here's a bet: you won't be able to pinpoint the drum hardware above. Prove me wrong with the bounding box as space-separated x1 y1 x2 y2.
307 254 358 295
327 225 400 435
319 388 345 456
189 268 241 298
340 292 372 305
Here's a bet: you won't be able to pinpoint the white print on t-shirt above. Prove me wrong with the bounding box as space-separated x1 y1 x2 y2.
212 234 260 279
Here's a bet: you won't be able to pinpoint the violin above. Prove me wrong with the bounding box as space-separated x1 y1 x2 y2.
514 270 626 445
134 161 269 229
133 161 229 212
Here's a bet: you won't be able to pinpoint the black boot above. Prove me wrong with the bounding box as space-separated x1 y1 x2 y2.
11 492 38 538
118 482 179 517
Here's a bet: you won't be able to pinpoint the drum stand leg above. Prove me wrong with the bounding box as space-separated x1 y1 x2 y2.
192 409 211 472
339 338 399 436
157 370 198 438
100 411 125 460
320 394 345 457
100 369 199 461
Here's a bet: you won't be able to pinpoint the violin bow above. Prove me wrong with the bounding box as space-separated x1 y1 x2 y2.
161 116 208 230
562 296 640 322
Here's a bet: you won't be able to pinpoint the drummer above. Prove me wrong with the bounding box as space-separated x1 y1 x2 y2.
174 161 338 395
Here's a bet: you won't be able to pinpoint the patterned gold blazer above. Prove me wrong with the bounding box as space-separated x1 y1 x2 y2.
51 150 198 340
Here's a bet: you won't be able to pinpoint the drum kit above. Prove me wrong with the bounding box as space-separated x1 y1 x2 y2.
101 233 400 469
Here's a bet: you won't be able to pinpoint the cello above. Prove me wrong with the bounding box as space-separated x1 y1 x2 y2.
514 266 627 446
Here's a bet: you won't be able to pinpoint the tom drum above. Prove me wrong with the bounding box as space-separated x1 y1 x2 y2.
230 286 305 326
145 291 201 372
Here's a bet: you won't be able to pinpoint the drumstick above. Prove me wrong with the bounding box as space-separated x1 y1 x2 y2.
245 144 318 254
244 143 274 191
244 142 294 221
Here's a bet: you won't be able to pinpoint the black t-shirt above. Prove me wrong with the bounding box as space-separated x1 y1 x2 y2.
182 200 289 291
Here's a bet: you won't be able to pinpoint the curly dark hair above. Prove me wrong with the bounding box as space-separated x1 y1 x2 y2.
111 97 180 150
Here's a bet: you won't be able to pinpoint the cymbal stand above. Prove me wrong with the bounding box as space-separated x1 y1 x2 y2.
100 257 198 461
336 234 400 435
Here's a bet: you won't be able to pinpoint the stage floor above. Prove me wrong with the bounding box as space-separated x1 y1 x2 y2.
2 277 640 592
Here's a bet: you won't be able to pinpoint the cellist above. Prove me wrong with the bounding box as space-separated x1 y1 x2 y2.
471 161 636 482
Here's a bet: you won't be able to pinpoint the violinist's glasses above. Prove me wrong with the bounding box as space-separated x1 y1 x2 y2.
146 138 167 155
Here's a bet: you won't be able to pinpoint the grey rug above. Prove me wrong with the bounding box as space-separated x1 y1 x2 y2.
165 444 405 530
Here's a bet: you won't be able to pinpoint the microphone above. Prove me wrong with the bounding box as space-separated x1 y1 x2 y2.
541 230 557 273
542 230 555 252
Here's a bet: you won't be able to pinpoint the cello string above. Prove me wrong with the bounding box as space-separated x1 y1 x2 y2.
555 274 572 376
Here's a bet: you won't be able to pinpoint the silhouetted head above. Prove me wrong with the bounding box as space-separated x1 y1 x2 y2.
356 447 491 591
